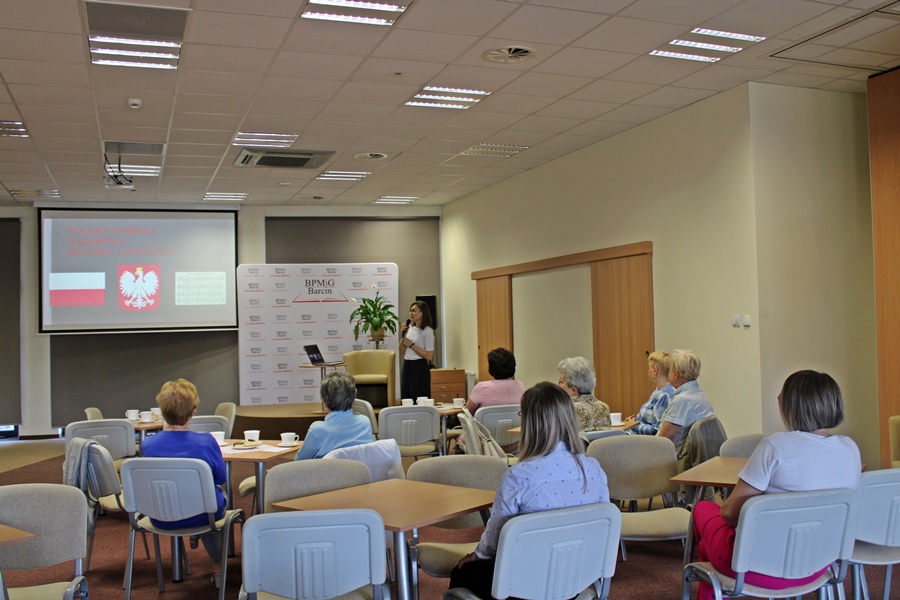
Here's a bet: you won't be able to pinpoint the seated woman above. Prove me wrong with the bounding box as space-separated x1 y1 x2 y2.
657 349 714 453
557 356 611 431
140 378 227 585
462 348 525 453
692 370 861 600
295 372 374 460
629 350 675 435
448 382 610 598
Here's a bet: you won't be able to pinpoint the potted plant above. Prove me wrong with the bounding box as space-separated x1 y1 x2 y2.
348 289 399 346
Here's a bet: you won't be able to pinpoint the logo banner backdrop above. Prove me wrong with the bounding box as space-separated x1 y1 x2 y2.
237 263 399 405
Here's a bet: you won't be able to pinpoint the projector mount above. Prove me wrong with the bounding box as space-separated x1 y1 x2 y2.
103 153 134 190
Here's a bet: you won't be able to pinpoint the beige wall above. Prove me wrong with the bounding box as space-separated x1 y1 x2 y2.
749 83 876 461
441 83 877 465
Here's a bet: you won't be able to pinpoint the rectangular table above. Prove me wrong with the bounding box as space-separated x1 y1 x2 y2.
272 478 496 600
670 456 748 564
507 418 638 436
221 440 302 515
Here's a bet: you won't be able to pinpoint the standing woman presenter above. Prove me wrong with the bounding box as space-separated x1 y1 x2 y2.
399 300 434 400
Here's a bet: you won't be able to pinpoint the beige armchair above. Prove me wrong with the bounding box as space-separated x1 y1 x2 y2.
343 349 396 407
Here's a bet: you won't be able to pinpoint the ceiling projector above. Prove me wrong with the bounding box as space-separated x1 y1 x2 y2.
103 174 135 190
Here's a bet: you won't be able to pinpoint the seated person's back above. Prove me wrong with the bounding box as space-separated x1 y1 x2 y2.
296 372 374 460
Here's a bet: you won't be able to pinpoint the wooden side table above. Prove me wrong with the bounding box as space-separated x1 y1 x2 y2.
430 368 466 403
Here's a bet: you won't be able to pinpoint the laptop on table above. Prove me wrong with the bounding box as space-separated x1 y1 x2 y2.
304 344 343 366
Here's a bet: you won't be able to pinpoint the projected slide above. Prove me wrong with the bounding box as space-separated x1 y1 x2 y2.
40 209 237 333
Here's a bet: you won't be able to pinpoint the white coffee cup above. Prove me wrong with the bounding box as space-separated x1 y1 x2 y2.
401 398 414 406
419 398 435 407
151 407 162 418
452 398 465 407
125 409 139 420
210 431 225 445
139 411 153 422
416 396 428 403
280 432 300 445
610 412 623 425
244 429 261 442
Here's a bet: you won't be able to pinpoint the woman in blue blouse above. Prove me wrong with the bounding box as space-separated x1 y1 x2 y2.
629 350 675 435
448 381 610 598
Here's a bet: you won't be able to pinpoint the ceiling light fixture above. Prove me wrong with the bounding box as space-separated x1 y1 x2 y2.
0 121 28 137
670 39 742 53
301 0 410 26
119 165 161 176
691 28 766 42
88 36 182 70
406 85 490 109
373 196 418 204
460 142 529 158
649 50 720 63
316 171 370 181
233 132 299 148
203 193 248 202
9 189 60 198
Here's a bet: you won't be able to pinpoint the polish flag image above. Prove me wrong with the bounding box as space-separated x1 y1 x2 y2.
119 265 160 311
48 272 106 307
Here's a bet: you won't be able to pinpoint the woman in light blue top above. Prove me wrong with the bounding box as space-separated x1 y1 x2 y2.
295 372 373 460
630 350 675 435
449 382 610 598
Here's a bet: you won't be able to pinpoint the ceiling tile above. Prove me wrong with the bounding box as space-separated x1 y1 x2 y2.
0 59 90 87
532 47 637 77
247 97 324 118
575 16 689 53
536 98 619 119
180 45 277 74
351 58 445 85
596 103 673 123
474 92 558 115
621 0 743 25
606 54 710 85
631 85 718 108
177 72 264 96
0 29 84 63
281 19 389 55
396 0 517 35
489 5 609 45
186 10 293 48
674 64 777 90
373 29 480 63
255 77 343 101
568 79 660 102
499 72 593 96
704 0 833 38
331 81 421 105
268 51 364 80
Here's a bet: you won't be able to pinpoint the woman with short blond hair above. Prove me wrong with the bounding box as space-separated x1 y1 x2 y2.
629 351 675 435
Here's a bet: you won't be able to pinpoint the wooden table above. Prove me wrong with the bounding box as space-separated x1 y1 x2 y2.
437 404 463 451
670 456 748 565
507 418 639 436
130 419 165 442
272 478 496 600
221 440 303 515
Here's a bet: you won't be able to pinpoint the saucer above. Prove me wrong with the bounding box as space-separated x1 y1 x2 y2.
277 442 299 448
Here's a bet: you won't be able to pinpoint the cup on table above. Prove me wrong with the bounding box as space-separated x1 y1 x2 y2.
210 431 225 445
280 432 300 445
416 396 428 405
139 411 153 422
452 398 465 407
419 398 435 407
125 409 139 420
150 407 162 419
244 429 261 442
610 412 623 426
401 398 414 406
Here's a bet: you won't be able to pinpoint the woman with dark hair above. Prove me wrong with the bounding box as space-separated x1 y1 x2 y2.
691 370 861 600
464 348 525 414
448 382 610 598
399 300 434 400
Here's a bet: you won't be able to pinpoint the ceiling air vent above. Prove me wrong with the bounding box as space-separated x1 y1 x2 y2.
233 148 334 169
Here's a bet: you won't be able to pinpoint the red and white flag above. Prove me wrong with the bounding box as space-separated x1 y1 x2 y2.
48 272 106 306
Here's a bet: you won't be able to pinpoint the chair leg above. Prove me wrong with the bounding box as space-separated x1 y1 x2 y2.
619 539 627 561
124 528 136 600
154 535 165 592
179 537 191 576
141 531 151 560
882 564 892 600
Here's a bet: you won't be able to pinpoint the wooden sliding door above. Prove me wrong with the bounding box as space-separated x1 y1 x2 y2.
475 276 513 380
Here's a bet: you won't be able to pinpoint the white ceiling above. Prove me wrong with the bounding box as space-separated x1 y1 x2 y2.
0 0 897 208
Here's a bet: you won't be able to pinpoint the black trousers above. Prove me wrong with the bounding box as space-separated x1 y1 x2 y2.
401 358 431 400
448 559 496 599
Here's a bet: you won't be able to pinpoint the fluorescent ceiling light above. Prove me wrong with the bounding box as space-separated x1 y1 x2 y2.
91 48 179 60
120 165 161 176
691 28 766 42
317 171 370 181
309 0 407 12
460 142 529 158
233 132 299 148
92 59 176 69
414 94 481 102
204 193 247 202
0 121 28 137
670 39 741 53
407 85 490 109
649 50 720 63
301 11 394 25
405 101 468 109
373 196 418 204
89 36 181 48
9 189 59 198
423 86 490 95
88 36 182 70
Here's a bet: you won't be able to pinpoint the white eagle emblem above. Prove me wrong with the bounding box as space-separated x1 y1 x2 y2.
119 266 159 310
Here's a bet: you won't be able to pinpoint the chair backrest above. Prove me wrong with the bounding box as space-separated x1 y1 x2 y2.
731 488 858 587
855 469 900 546
458 411 483 456
84 443 122 503
491 503 622 600
263 459 372 513
677 415 728 472
84 407 103 420
720 433 766 458
188 414 229 434
0 483 87 570
582 429 627 443
352 398 379 435
64 419 136 460
378 406 440 446
323 439 404 481
474 404 521 447
120 458 219 522
889 415 900 465
214 402 237 438
343 349 394 376
241 509 387 600
587 435 680 500
408 455 508 529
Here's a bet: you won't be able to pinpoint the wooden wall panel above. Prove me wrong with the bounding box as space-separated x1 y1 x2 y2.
591 254 655 417
475 276 513 380
869 67 900 467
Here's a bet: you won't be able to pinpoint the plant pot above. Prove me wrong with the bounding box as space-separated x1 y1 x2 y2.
368 327 386 342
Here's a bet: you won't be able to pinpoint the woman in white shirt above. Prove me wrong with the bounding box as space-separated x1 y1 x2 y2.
692 370 861 600
399 300 434 401
448 382 610 598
